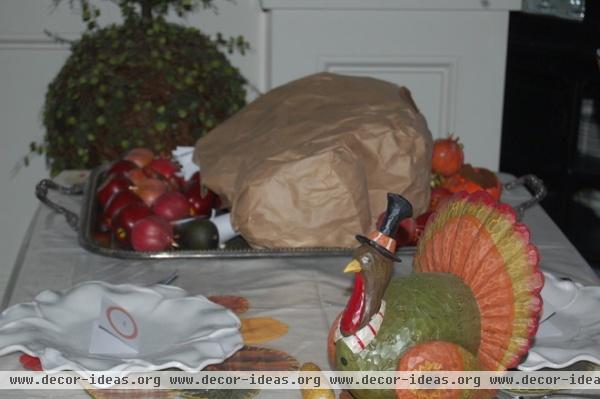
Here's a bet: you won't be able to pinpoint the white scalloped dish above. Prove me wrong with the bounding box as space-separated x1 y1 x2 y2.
0 282 243 374
518 272 600 371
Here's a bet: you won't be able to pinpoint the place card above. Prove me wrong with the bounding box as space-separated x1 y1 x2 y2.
89 296 140 355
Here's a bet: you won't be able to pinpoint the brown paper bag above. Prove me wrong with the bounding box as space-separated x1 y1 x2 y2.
194 73 432 248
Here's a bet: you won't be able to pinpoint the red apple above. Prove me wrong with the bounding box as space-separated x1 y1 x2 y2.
143 161 182 190
124 147 154 168
106 160 137 179
96 174 132 208
186 171 201 188
129 178 170 207
130 215 173 252
152 191 191 221
104 190 142 229
148 158 180 179
170 174 185 190
126 167 159 185
112 203 153 244
184 183 214 217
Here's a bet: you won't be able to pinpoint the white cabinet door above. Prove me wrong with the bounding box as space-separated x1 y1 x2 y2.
261 0 520 170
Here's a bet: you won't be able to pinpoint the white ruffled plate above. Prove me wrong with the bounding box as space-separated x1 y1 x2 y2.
0 281 243 374
518 272 600 371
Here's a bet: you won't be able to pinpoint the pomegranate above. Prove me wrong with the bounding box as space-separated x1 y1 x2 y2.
184 183 215 217
96 174 132 208
129 178 170 207
432 136 464 177
112 202 153 244
130 215 173 252
124 147 154 168
152 191 191 221
104 190 142 228
106 160 137 179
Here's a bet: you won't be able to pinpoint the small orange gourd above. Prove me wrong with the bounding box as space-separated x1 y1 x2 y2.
441 164 502 201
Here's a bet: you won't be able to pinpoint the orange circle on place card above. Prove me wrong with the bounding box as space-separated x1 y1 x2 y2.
106 306 138 340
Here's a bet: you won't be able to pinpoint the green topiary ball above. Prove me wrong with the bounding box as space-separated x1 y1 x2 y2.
42 17 246 175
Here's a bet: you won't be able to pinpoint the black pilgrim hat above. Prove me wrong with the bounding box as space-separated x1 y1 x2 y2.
355 193 413 262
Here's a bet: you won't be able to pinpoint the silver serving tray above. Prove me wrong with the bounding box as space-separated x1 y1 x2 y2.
36 165 358 259
35 165 546 260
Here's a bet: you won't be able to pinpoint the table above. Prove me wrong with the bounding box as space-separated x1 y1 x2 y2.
1 172 599 398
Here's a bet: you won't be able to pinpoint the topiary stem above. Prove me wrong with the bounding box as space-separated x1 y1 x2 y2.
141 0 153 25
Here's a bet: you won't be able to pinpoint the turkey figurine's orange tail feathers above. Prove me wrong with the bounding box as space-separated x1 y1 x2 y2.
413 191 544 371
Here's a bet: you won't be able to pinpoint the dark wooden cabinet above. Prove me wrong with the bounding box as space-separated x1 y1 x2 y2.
501 2 600 269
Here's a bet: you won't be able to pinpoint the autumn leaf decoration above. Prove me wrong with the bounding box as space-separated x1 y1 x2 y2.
208 295 289 345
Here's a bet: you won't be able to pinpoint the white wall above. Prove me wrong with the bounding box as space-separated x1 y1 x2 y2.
0 0 264 292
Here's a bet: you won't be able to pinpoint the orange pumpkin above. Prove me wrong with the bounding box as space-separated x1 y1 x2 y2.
441 164 502 201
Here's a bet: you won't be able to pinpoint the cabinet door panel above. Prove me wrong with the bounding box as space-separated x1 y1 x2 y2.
318 56 457 140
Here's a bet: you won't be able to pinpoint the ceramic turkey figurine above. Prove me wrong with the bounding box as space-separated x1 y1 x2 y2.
328 192 544 399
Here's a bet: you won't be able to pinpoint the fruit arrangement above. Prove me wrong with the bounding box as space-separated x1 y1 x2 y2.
378 135 503 247
94 137 504 253
94 147 227 252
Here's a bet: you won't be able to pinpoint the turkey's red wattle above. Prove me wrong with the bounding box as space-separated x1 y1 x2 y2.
340 274 365 335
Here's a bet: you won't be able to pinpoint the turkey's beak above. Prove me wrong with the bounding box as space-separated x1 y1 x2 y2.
344 259 362 273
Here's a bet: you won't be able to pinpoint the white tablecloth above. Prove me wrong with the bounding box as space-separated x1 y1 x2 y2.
1 172 598 398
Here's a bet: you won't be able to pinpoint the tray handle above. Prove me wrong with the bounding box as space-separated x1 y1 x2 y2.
504 174 547 220
35 179 83 231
